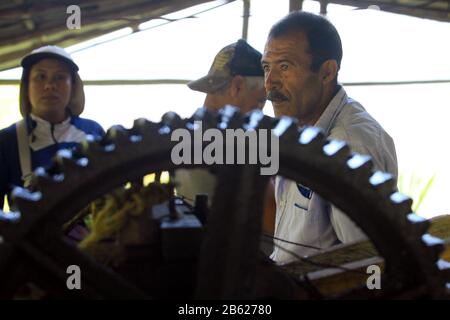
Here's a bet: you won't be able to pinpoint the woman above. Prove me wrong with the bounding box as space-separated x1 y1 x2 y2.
0 45 104 209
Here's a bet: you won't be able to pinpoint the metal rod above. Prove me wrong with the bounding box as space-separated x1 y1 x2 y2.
242 0 250 41
289 0 303 12
320 0 328 15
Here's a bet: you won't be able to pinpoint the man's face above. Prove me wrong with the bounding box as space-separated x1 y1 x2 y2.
262 32 323 125
28 58 72 119
237 79 267 114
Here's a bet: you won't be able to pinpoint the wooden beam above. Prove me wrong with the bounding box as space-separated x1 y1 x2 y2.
0 0 212 45
0 0 221 71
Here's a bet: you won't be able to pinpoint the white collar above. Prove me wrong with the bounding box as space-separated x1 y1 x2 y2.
314 86 348 136
29 113 71 129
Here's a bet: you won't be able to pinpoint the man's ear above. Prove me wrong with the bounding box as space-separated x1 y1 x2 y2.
319 60 338 85
229 75 245 98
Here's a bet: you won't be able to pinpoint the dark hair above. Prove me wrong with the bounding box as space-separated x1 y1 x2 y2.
269 11 343 72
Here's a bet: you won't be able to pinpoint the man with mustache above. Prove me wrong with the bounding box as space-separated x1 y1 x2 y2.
261 12 398 264
0 45 104 210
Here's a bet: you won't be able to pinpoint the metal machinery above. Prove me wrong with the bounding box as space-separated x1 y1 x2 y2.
0 106 449 299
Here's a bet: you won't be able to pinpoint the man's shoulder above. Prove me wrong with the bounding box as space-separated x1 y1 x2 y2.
331 97 387 142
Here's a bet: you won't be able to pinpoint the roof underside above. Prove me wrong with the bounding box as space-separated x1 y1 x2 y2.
0 0 448 72
319 0 449 21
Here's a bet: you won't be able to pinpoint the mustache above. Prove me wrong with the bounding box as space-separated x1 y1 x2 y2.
267 90 288 102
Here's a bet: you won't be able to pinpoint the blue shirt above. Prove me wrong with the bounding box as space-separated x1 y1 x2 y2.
0 114 104 209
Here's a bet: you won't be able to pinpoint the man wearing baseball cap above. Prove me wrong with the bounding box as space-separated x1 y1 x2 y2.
0 45 104 209
188 39 267 113
176 39 268 208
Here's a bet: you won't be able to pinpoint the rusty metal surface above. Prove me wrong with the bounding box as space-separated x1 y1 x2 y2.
0 107 448 299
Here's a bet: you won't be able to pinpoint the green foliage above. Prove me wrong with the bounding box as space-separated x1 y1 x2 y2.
398 171 436 213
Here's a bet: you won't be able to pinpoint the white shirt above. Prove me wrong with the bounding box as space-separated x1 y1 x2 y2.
270 87 398 264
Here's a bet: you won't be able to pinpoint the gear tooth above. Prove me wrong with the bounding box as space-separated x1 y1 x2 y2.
132 118 160 138
132 119 174 151
105 126 132 150
92 133 117 153
85 142 107 155
29 167 65 196
245 109 262 128
436 259 450 291
72 134 100 156
106 125 129 141
33 166 60 185
220 104 240 117
217 105 243 130
188 108 217 133
11 186 42 203
346 153 374 181
390 192 413 214
54 149 89 176
190 107 218 130
0 210 21 224
72 139 89 157
69 145 90 167
54 148 85 170
132 118 152 131
272 116 299 139
161 111 183 128
298 126 325 146
322 139 350 161
437 260 450 282
406 213 430 234
369 170 396 195
191 107 210 120
0 209 22 243
422 234 445 260
78 136 105 155
243 110 275 131
54 148 73 163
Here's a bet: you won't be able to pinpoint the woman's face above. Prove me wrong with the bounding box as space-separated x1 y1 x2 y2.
28 58 72 122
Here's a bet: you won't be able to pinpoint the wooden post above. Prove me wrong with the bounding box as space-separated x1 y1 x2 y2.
320 0 328 15
289 0 303 12
242 0 250 41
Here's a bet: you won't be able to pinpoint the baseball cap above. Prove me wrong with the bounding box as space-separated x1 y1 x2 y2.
188 39 264 93
21 45 79 72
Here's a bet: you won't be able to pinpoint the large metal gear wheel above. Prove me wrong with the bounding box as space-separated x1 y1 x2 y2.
0 106 448 299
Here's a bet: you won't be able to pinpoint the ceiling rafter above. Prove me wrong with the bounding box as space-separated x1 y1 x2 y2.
0 0 448 72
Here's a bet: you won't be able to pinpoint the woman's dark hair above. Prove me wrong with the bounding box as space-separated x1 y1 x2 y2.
269 11 343 72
